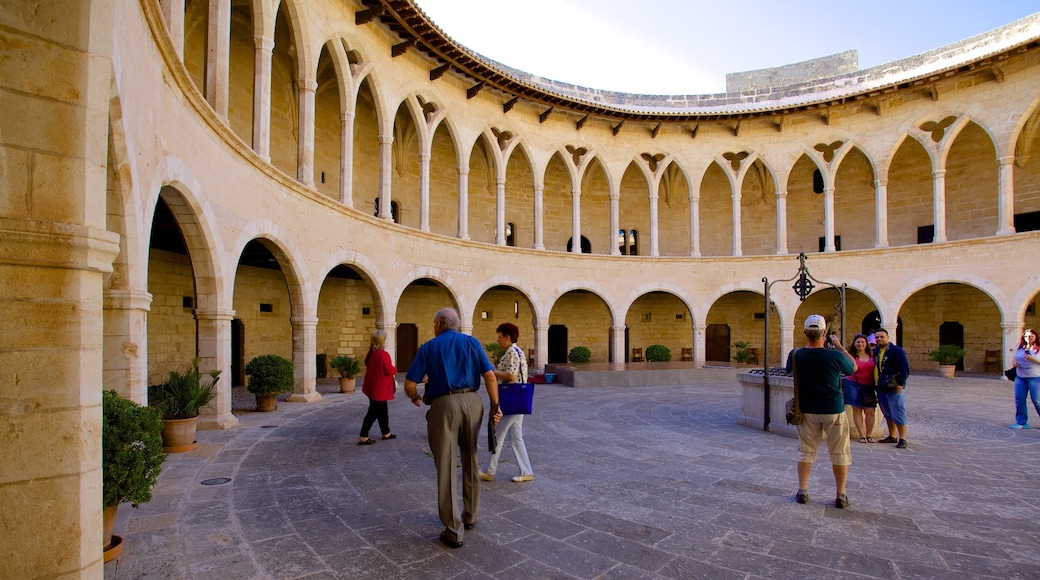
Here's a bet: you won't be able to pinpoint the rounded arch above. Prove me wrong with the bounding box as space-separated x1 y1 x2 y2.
547 282 619 327
391 267 464 321
315 249 393 323
471 277 543 324
229 220 312 318
890 273 1008 325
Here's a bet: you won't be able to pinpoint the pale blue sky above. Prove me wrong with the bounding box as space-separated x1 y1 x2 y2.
413 0 1039 94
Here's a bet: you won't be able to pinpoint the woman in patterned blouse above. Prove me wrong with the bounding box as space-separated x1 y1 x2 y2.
479 322 534 483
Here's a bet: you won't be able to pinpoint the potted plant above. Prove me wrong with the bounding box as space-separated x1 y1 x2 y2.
732 341 753 364
149 357 219 452
245 354 295 411
567 346 592 364
929 344 966 378
484 342 505 365
645 344 672 362
102 390 166 562
330 354 362 393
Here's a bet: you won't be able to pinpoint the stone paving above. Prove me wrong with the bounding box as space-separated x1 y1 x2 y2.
105 374 1040 579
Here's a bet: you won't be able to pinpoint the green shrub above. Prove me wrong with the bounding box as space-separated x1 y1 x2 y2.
245 354 295 396
645 344 671 362
149 357 220 419
567 346 592 364
103 390 166 508
929 344 965 365
330 355 362 378
484 342 505 365
732 341 753 364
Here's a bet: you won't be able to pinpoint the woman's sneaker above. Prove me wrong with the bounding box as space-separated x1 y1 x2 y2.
1009 424 1029 429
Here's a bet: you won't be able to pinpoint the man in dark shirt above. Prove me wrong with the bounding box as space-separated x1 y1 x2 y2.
403 307 501 548
792 314 857 508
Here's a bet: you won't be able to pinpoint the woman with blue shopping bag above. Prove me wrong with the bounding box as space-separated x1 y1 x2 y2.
479 323 534 483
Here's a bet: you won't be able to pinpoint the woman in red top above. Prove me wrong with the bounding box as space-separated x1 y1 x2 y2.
844 334 878 443
358 330 397 445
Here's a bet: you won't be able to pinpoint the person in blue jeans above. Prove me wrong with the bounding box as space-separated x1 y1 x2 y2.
1010 328 1040 429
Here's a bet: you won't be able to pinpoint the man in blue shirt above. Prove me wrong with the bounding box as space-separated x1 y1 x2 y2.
403 307 500 548
793 314 857 509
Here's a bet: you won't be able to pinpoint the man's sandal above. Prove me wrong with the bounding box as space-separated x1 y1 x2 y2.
859 437 868 443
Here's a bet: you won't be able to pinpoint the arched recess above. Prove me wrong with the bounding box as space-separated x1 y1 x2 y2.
898 282 1001 372
353 76 380 212
580 158 611 255
395 278 460 371
624 291 693 361
268 5 301 179
315 264 380 378
795 287 880 346
543 152 574 252
504 144 536 248
313 41 344 200
428 115 460 237
618 161 649 256
739 158 777 256
785 154 826 254
659 160 691 256
467 133 498 244
227 2 256 144
390 101 422 229
833 147 877 250
699 161 730 257
181 0 208 101
473 285 537 358
548 290 612 364
887 135 933 247
706 291 780 365
1013 100 1040 230
946 121 999 240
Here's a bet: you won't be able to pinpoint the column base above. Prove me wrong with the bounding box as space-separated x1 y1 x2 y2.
287 391 323 403
198 413 239 430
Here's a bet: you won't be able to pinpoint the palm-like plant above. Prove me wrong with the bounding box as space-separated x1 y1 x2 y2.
150 358 220 420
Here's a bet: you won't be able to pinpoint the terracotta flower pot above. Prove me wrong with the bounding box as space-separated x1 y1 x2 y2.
161 416 199 453
255 394 277 412
339 377 356 393
103 503 123 562
938 364 956 379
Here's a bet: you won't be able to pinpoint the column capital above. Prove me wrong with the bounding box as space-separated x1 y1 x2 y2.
932 169 947 179
998 155 1016 166
290 316 319 326
195 309 236 322
378 134 393 145
873 178 888 188
253 35 274 51
103 289 153 311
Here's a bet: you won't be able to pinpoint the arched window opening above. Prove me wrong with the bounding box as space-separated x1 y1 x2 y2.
506 222 516 247
373 198 400 223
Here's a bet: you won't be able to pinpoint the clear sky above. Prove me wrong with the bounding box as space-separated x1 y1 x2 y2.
413 0 1039 94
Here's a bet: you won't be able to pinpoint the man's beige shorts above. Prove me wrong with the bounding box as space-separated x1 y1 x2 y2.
797 412 852 466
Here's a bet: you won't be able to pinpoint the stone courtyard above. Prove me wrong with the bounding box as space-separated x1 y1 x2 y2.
106 373 1039 579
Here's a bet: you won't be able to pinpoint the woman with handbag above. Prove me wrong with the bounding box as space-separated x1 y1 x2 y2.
479 323 534 483
843 334 878 443
358 330 398 445
1009 328 1040 429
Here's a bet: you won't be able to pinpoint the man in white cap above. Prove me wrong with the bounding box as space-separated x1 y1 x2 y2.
792 314 857 508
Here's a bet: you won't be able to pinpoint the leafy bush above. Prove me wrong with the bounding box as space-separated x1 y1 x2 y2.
150 357 220 419
567 346 592 364
330 355 362 378
645 344 671 362
245 354 295 396
732 341 753 364
484 342 505 365
103 390 166 508
929 344 965 365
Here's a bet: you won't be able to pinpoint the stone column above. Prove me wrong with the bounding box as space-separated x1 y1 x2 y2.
823 185 836 252
731 188 743 256
252 35 274 162
1002 322 1023 373
378 134 393 220
340 112 354 206
458 169 470 239
609 190 620 255
196 309 239 429
775 189 788 255
377 320 398 369
779 323 796 368
0 2 119 573
997 156 1016 236
649 192 660 256
103 289 153 403
611 326 627 365
297 78 316 187
932 169 947 242
690 193 701 257
205 0 230 120
693 323 707 364
535 324 549 372
496 176 506 244
874 179 889 248
288 316 322 402
419 152 431 231
160 0 185 60
571 188 582 253
534 183 545 250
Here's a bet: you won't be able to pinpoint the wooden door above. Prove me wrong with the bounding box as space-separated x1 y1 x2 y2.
706 323 730 363
396 323 418 371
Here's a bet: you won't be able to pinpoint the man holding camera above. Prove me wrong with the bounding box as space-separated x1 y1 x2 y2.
791 314 857 509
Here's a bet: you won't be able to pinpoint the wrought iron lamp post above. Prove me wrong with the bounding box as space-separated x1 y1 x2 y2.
761 253 846 431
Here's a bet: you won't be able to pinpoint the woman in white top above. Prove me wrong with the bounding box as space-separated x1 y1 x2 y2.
479 322 533 482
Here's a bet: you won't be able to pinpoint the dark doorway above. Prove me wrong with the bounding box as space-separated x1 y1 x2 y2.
396 323 418 371
862 311 903 346
939 321 965 370
624 326 630 362
548 325 568 364
706 324 731 363
231 319 245 387
565 235 592 253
